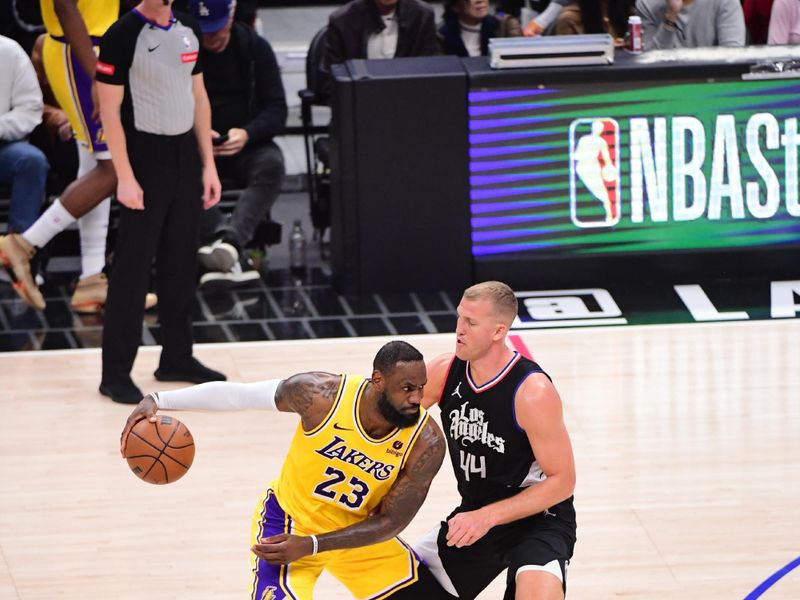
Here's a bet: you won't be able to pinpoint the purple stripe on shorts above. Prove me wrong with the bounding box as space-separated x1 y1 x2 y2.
68 46 107 153
253 493 297 600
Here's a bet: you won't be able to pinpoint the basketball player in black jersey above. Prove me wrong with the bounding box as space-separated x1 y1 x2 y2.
411 281 577 599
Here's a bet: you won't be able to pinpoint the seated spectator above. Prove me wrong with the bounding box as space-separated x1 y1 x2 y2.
744 0 775 44
636 0 746 50
188 0 288 290
767 0 800 44
321 0 439 103
325 0 439 67
0 34 48 244
439 0 522 57
552 0 635 44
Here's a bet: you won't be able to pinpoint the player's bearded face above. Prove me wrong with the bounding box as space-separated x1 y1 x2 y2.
378 391 419 428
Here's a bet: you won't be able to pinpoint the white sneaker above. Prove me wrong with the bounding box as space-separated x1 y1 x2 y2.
199 257 261 292
198 239 238 272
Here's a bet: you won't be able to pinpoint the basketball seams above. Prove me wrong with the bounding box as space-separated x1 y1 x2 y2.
159 423 194 469
165 424 194 449
127 429 193 472
126 418 195 484
160 422 195 449
128 429 165 454
143 458 168 483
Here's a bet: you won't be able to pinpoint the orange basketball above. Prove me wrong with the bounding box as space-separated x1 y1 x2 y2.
124 415 195 484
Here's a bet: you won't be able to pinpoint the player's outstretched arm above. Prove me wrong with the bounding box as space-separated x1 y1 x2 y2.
119 372 340 456
251 418 446 565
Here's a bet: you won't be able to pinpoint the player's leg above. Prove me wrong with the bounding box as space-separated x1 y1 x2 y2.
13 155 115 309
39 36 116 222
385 563 457 599
413 518 507 599
327 537 425 599
249 488 323 600
69 144 110 310
5 36 116 310
512 568 565 600
55 156 116 218
503 520 575 600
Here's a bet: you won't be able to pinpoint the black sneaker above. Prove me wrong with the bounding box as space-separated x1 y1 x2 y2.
154 357 227 384
99 379 143 404
199 255 261 292
198 238 239 272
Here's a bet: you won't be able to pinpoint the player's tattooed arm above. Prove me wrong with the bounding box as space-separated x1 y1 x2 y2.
275 372 341 430
317 418 446 551
251 419 445 564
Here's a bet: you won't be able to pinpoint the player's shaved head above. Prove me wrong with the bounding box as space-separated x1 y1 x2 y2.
373 340 424 376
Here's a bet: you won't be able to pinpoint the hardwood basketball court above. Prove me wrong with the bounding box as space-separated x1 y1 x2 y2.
0 320 798 599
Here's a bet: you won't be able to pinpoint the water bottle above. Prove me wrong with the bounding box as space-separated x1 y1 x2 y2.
289 220 307 277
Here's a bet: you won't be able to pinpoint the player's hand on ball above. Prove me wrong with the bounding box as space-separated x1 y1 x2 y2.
446 508 494 548
252 533 314 565
120 394 159 456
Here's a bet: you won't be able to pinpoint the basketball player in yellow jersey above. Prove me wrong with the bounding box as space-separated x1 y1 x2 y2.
0 0 125 312
120 341 455 600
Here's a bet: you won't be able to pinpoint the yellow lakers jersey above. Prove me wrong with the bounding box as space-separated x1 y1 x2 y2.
272 375 430 535
40 0 117 38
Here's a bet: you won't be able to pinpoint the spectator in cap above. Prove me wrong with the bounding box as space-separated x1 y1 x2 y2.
172 0 258 27
188 0 288 289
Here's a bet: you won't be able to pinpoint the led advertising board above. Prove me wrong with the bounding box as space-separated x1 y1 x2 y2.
469 79 800 258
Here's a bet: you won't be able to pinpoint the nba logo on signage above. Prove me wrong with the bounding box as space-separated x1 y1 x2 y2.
569 118 620 228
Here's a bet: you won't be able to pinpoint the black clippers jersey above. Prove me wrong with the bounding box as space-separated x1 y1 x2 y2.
439 352 549 509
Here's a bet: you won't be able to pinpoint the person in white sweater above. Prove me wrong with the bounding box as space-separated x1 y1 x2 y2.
0 34 49 303
636 0 746 50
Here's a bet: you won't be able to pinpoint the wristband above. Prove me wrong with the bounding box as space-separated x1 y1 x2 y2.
309 534 318 555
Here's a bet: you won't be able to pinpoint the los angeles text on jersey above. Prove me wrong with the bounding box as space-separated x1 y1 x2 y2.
625 114 800 222
449 402 506 454
315 436 395 480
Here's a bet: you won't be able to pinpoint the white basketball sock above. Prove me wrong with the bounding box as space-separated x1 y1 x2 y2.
76 146 110 277
23 199 76 249
78 198 110 278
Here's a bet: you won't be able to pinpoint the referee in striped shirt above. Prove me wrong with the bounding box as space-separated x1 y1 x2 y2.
96 0 226 404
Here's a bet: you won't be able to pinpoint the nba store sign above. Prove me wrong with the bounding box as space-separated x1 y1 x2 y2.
569 114 800 229
468 80 800 259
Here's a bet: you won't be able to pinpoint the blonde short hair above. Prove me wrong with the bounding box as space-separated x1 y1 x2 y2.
462 281 518 326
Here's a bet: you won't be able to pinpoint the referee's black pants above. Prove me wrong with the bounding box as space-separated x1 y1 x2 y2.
102 130 202 385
